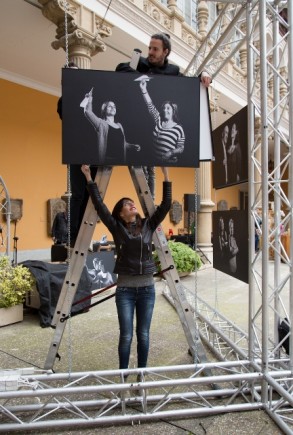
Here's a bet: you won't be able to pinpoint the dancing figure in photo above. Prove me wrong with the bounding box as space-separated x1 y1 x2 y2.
228 218 239 274
227 123 241 183
138 78 185 164
221 125 229 184
82 89 140 165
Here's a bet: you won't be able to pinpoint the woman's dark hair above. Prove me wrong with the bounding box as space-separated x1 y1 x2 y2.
151 33 171 57
112 197 142 235
160 101 179 123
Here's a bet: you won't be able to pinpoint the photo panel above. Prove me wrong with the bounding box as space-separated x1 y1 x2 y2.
86 251 117 290
212 106 248 189
62 68 201 167
212 210 248 283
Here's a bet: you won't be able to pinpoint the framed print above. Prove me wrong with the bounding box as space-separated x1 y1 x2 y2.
212 106 249 189
212 210 248 283
86 251 116 290
62 68 210 168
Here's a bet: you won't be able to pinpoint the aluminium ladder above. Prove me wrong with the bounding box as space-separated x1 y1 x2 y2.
44 166 209 370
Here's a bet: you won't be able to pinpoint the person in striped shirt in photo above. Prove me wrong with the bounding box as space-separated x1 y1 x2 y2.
139 78 185 164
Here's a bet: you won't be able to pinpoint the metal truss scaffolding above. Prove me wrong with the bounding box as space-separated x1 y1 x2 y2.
1 1 293 433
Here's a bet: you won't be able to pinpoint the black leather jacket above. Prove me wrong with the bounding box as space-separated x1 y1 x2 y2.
87 181 172 275
116 56 182 76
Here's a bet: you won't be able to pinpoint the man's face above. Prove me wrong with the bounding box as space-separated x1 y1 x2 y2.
148 38 168 67
223 126 229 144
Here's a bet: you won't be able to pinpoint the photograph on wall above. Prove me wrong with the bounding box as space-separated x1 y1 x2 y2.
212 210 248 283
212 106 249 189
62 68 204 167
86 251 116 290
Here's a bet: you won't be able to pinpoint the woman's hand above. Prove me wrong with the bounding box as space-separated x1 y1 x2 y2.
163 152 178 163
133 144 141 152
139 79 147 94
81 164 92 182
161 167 169 181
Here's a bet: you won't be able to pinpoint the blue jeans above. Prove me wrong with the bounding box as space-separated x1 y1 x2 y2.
115 285 155 369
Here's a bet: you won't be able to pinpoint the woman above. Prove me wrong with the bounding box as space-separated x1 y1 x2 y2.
227 123 241 183
139 79 185 163
82 90 140 165
81 164 171 371
219 216 228 259
228 218 239 274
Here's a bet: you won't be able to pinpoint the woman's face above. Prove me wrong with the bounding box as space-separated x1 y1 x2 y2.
119 200 137 222
231 123 237 138
229 219 234 234
162 103 174 121
220 218 224 231
105 102 116 116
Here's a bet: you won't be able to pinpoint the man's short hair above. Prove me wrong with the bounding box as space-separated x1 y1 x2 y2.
151 33 171 57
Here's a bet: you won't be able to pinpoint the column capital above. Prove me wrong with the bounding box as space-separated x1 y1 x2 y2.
38 0 112 67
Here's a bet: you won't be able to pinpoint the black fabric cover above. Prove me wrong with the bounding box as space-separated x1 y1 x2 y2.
278 318 290 355
22 260 92 328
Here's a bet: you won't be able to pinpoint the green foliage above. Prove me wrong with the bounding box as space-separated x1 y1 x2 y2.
153 240 202 273
0 256 34 308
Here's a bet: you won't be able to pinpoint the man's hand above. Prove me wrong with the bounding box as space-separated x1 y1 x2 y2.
201 71 212 88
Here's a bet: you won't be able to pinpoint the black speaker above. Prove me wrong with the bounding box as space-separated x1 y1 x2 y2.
184 194 201 212
51 244 67 262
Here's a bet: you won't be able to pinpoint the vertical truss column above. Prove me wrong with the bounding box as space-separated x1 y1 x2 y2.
287 0 293 374
248 0 291 366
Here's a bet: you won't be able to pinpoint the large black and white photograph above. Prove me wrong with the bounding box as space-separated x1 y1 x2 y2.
62 68 202 167
86 251 116 290
212 210 248 283
212 106 249 189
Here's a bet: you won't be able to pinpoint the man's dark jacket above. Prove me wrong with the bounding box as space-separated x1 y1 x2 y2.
116 56 182 76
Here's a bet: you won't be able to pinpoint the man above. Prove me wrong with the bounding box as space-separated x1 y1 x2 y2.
221 125 229 184
57 62 97 247
116 33 211 197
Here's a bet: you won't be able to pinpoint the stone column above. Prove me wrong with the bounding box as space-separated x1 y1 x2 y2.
167 0 179 11
279 66 288 99
239 23 247 74
197 162 215 261
38 0 112 68
197 1 209 38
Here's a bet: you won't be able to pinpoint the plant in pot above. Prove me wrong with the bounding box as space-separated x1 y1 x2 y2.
0 255 34 326
153 240 202 276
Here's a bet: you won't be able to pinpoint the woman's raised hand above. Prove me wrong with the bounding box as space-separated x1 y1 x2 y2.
139 79 147 94
81 165 92 182
161 167 169 181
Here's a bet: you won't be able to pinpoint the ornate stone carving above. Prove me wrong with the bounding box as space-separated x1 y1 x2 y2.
38 0 111 68
151 8 161 22
182 28 198 50
169 200 183 224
